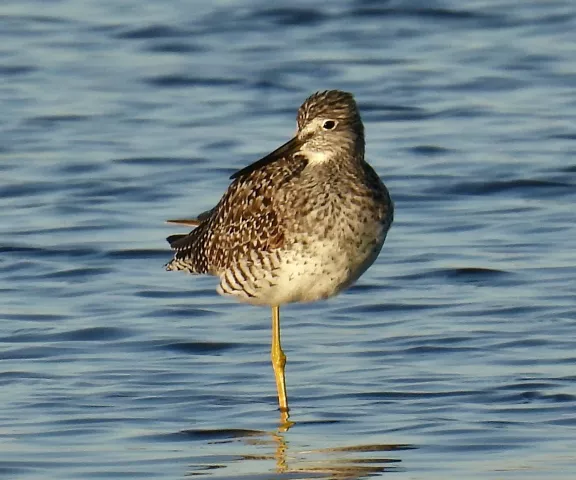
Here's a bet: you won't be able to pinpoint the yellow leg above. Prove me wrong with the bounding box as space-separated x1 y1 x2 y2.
271 305 289 413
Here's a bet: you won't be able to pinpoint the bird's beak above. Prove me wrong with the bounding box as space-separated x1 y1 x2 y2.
267 135 302 159
230 136 302 180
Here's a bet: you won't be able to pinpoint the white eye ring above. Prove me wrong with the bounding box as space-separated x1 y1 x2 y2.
322 120 337 130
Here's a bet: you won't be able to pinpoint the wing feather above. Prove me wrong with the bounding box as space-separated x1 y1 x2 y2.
165 145 308 275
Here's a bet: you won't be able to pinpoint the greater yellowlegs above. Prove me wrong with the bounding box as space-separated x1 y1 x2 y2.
166 90 393 418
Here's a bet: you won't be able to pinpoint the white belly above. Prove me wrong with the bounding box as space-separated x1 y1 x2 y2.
218 228 385 307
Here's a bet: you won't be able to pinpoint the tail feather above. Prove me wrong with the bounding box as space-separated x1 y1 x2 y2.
166 219 201 227
165 210 214 273
167 233 188 247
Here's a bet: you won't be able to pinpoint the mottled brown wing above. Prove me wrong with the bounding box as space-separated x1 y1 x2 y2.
362 161 394 227
166 150 308 275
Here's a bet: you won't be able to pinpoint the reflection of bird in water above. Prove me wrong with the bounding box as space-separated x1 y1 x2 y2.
166 90 394 423
181 427 411 478
267 435 408 478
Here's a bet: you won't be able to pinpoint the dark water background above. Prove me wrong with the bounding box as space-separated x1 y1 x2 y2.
1 0 576 478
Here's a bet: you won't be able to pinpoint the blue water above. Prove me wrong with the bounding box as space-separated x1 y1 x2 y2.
1 0 576 478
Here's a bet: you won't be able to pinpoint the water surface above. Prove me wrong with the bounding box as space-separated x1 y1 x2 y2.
1 0 576 478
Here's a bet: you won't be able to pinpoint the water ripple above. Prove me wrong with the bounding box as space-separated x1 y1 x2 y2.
2 0 576 478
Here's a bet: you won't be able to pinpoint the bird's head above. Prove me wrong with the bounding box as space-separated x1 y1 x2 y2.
229 90 365 180
295 90 365 165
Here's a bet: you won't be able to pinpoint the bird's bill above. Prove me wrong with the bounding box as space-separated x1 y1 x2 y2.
230 136 301 180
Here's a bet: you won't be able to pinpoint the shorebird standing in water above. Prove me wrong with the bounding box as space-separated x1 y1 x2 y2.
165 90 393 423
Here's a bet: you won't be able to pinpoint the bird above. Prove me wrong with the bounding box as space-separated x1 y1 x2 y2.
165 90 393 422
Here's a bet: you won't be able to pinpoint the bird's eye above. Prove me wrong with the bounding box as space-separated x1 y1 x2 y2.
322 120 337 130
